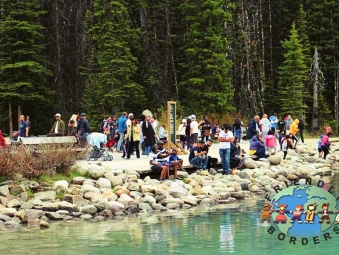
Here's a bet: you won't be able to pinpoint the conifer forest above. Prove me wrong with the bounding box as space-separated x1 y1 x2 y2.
0 0 339 134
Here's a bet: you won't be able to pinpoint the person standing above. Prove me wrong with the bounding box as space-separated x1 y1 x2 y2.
0 130 6 149
126 117 141 159
259 114 271 144
269 113 278 136
321 132 332 160
26 116 31 136
199 116 211 142
117 112 127 152
185 117 192 150
232 118 243 143
246 116 260 141
218 124 234 175
190 115 199 147
177 119 187 149
18 115 29 138
297 115 305 143
77 113 91 146
142 114 156 156
49 113 65 136
285 115 293 135
289 118 300 147
278 116 286 134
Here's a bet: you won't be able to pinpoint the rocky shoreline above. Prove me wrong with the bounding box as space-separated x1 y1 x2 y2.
0 141 338 231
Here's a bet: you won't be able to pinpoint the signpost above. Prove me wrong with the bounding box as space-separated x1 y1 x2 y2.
166 101 187 154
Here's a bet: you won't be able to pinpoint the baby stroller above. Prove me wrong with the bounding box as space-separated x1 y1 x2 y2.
87 145 113 161
86 132 113 161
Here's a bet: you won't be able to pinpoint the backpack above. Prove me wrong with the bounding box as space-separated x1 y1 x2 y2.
100 120 107 132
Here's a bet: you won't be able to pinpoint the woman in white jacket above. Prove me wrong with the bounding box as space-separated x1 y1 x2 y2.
178 119 187 149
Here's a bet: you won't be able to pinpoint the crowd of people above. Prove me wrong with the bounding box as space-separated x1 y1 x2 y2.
0 111 335 180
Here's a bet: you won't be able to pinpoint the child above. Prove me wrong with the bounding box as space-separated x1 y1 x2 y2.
169 149 183 170
149 146 169 181
265 130 277 156
281 135 294 160
278 130 285 151
318 135 324 158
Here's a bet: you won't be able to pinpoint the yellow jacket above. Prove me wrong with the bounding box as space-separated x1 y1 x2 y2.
289 119 299 135
126 124 141 141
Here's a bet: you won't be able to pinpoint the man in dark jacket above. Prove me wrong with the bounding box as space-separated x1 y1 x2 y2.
246 116 259 140
297 114 305 143
77 113 91 146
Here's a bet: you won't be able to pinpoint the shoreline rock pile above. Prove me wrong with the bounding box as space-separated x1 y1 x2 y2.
0 141 337 231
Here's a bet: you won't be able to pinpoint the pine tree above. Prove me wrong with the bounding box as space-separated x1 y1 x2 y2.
0 0 52 134
178 0 233 116
277 23 308 117
83 0 145 124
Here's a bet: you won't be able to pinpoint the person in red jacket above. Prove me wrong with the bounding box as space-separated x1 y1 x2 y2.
0 130 6 149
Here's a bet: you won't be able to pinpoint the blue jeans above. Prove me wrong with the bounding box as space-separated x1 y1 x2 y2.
235 129 242 142
255 147 266 158
145 146 151 156
190 156 203 169
202 157 208 170
186 135 192 150
117 132 124 151
219 148 230 174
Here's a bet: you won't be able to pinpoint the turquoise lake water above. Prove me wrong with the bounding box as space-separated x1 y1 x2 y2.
1 174 339 255
1 203 339 255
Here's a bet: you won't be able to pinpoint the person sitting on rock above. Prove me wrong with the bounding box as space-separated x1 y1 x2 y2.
230 136 245 170
249 135 266 161
169 148 183 170
149 146 169 181
156 141 178 179
201 139 218 172
188 141 206 170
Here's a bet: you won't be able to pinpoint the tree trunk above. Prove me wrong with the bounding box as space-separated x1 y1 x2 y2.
18 105 22 130
9 102 12 137
311 48 319 132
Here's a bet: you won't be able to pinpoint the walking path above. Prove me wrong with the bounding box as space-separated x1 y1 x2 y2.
80 138 321 175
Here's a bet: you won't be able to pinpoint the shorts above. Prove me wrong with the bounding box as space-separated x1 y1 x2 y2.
180 135 186 142
151 165 162 171
190 133 198 144
318 148 322 152
160 161 172 167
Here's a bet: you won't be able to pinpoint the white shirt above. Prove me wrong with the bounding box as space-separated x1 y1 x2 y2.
190 120 199 134
149 152 159 167
259 118 271 132
219 130 233 149
55 121 59 133
178 124 186 136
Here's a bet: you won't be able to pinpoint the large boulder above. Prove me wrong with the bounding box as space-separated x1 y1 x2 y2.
108 176 123 187
58 201 79 212
138 203 153 212
243 159 258 169
53 180 69 193
10 185 26 195
81 185 101 195
71 162 90 176
97 178 112 189
0 186 9 196
142 195 156 205
80 205 97 215
141 185 156 194
34 191 56 202
72 176 86 185
88 165 106 179
268 155 281 165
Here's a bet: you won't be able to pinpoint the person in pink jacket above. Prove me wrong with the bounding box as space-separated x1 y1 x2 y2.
321 132 332 159
265 130 277 156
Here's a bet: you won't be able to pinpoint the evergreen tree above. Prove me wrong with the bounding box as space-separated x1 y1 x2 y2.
277 23 308 117
178 0 233 116
83 0 145 125
0 0 52 134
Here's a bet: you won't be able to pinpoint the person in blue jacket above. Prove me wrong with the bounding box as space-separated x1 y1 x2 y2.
116 112 128 152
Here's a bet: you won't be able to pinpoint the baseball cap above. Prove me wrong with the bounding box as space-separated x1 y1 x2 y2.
55 113 61 117
191 114 196 120
128 113 134 117
80 113 86 117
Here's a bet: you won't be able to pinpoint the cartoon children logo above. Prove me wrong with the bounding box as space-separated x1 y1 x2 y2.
260 184 339 245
